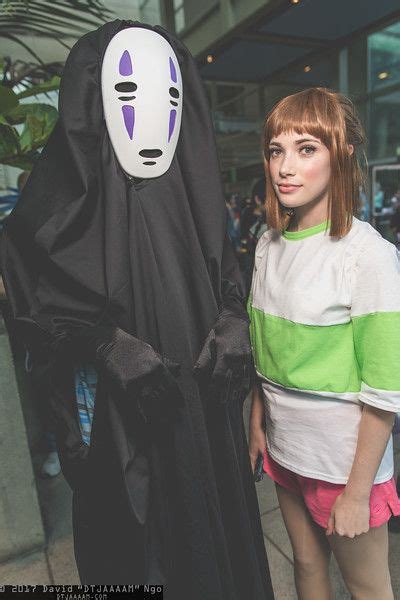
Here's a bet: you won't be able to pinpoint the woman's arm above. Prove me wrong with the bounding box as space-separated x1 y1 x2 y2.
346 405 395 501
250 381 265 429
248 381 266 471
327 237 400 537
326 405 395 538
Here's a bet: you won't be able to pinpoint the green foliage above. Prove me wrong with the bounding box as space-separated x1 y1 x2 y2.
0 81 59 170
16 76 61 100
0 84 19 114
0 0 110 171
0 1 111 67
0 1 111 39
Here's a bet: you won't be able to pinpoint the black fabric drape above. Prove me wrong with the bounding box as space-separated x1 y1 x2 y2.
1 20 274 600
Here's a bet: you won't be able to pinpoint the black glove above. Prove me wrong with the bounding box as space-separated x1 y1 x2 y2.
71 325 181 423
193 308 253 393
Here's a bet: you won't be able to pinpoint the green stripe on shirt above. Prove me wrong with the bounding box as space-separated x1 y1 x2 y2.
249 306 361 393
352 311 400 390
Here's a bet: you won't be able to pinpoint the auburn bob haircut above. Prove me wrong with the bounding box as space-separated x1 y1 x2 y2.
263 87 366 238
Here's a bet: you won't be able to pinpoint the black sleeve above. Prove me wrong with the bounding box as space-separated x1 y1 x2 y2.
1 227 123 366
220 233 248 320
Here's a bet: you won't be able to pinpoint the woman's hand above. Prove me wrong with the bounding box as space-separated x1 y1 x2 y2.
326 490 370 538
249 425 266 472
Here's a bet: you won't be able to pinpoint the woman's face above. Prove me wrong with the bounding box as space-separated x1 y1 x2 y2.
267 131 331 210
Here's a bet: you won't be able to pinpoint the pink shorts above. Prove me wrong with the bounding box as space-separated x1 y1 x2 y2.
263 448 400 529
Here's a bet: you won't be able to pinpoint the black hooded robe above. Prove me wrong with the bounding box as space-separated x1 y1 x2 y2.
1 20 274 600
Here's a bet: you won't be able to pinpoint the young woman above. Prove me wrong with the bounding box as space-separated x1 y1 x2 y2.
248 87 400 599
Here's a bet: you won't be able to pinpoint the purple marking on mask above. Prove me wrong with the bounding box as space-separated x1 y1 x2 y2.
122 105 135 139
169 57 177 83
119 50 133 76
168 109 176 142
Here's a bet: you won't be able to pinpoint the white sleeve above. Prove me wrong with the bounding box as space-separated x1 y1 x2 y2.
350 235 400 413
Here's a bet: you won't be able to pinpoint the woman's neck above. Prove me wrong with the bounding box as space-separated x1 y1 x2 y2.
286 196 329 232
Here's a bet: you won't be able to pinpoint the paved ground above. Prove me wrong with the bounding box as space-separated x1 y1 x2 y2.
1 396 399 599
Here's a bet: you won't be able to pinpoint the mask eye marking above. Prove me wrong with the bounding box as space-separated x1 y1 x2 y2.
168 109 176 143
115 82 137 93
122 105 135 139
119 50 133 76
169 87 179 99
170 100 178 107
169 57 177 83
118 96 136 101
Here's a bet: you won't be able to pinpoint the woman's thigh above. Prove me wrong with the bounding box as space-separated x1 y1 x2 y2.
275 482 332 569
327 523 393 600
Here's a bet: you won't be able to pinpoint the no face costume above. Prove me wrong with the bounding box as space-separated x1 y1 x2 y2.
101 27 183 178
1 21 274 600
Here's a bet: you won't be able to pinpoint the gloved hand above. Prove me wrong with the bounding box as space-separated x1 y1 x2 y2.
193 309 253 397
72 325 181 423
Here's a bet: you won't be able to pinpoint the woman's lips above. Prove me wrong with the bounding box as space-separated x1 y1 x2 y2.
277 184 302 194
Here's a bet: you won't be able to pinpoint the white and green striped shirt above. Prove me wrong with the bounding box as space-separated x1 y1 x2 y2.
248 217 400 484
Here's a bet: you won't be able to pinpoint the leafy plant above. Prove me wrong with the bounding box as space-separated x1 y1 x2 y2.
0 1 111 64
0 0 111 169
0 78 59 169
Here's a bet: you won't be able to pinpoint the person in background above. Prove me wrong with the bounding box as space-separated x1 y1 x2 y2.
248 178 268 253
239 179 267 294
374 181 384 212
248 87 400 600
358 184 370 222
226 194 241 251
390 188 400 209
240 196 257 242
390 195 400 247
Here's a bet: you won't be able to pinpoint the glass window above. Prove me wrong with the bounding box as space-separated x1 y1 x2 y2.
368 21 400 92
372 165 400 243
369 90 400 160
175 7 185 33
139 0 161 25
173 0 185 33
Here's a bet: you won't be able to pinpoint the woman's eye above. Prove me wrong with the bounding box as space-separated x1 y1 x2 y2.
300 146 316 155
269 148 281 158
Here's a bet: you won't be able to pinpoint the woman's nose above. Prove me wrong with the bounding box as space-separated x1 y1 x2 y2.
279 154 296 177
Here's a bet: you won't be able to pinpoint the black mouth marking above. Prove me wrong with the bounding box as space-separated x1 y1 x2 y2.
143 161 156 165
139 149 163 158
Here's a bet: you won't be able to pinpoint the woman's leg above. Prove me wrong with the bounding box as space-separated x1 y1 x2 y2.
327 523 393 600
275 483 334 600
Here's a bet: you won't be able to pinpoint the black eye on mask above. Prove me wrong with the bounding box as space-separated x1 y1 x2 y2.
115 82 137 92
115 81 137 100
169 86 179 106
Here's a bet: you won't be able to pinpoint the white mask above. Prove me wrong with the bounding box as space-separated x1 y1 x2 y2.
101 27 183 179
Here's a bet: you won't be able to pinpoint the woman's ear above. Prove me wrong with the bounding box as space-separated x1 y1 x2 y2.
348 144 354 156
